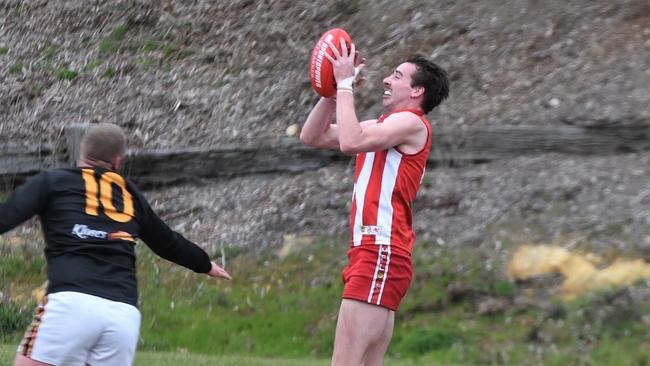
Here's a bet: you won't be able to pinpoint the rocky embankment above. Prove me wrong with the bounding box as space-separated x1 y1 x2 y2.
1 0 650 264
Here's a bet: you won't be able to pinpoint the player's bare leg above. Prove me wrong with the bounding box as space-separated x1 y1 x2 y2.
13 354 53 366
362 310 395 366
331 299 394 366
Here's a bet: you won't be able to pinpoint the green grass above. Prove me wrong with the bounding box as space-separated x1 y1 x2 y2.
0 344 331 366
103 67 118 78
0 253 44 280
162 44 179 58
0 236 45 280
99 40 119 54
43 45 57 60
136 57 155 71
135 243 342 357
31 59 54 74
55 67 77 80
1 238 648 365
98 23 130 55
0 47 8 55
161 44 195 62
143 40 158 52
83 59 102 72
0 344 445 366
178 49 195 59
134 241 650 364
0 304 31 343
8 63 22 75
216 79 229 88
111 23 129 41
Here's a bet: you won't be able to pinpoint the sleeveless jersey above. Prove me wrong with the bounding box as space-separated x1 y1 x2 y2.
349 108 431 255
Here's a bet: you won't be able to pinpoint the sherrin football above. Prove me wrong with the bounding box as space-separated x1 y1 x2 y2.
309 28 353 98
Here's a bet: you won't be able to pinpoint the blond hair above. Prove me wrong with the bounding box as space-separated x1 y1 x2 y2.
80 123 126 164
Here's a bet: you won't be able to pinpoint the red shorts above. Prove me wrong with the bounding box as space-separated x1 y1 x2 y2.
342 245 413 311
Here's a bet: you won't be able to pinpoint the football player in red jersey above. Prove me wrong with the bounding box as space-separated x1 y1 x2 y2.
2 123 230 366
301 41 449 365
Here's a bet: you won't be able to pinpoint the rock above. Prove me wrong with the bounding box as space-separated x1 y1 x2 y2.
277 234 313 259
285 124 300 137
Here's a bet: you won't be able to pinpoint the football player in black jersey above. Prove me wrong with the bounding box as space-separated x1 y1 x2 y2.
1 123 231 366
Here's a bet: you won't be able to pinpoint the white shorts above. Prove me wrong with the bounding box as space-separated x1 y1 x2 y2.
17 291 141 366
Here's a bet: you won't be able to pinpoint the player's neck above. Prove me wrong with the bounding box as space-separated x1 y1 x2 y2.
386 104 422 115
384 99 422 114
78 157 115 170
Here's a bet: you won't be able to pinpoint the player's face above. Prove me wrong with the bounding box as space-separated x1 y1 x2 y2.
382 62 418 110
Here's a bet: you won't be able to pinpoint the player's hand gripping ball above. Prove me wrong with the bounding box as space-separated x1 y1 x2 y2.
309 28 353 98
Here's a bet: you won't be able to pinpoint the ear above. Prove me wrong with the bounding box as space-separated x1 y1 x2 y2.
410 85 425 98
78 143 86 165
113 155 124 170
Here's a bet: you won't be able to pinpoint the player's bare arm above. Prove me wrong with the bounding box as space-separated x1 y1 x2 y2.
300 97 339 149
345 112 428 154
325 39 426 154
303 33 367 151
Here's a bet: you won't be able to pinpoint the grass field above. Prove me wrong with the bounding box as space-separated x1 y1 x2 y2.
2 235 649 365
1 344 442 366
0 344 333 366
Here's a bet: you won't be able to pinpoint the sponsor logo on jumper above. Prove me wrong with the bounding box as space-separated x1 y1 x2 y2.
72 224 107 239
361 225 382 235
108 231 135 242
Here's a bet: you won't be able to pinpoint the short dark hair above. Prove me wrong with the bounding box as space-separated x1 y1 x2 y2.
405 55 449 113
80 123 126 164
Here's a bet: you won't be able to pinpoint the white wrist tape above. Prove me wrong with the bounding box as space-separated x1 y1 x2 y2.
338 67 360 89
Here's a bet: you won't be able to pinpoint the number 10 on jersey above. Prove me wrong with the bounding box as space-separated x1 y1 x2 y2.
81 169 134 223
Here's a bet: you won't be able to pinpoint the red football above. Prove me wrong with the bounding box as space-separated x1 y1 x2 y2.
309 28 353 98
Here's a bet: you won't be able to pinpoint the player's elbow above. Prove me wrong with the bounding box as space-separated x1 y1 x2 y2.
339 142 361 155
300 130 318 147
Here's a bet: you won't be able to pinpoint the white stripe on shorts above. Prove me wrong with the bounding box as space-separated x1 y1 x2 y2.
367 247 384 303
376 246 392 305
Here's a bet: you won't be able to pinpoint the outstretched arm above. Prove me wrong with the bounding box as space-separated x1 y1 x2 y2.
139 202 231 280
0 172 47 234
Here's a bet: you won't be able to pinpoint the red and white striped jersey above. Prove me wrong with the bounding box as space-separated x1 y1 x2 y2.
349 108 431 255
